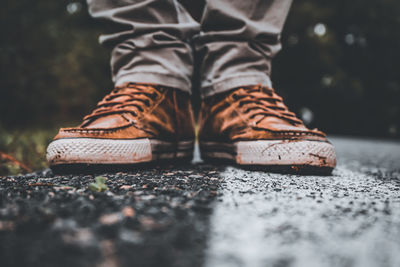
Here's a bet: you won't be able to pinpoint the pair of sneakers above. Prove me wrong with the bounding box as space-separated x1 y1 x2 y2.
47 83 336 173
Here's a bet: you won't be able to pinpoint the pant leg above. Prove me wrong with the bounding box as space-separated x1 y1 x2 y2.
195 0 293 97
87 0 200 93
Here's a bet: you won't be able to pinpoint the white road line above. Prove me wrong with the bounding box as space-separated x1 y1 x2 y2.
205 166 400 267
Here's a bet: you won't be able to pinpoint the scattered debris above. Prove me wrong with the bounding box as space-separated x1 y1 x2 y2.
89 176 109 192
0 220 14 231
0 151 32 173
122 206 135 217
119 185 132 190
28 182 54 187
99 213 121 225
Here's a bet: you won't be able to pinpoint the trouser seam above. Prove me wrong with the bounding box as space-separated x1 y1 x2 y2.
115 71 192 93
201 73 272 98
116 71 190 83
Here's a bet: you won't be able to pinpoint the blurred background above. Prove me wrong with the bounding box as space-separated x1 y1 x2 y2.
1 0 399 175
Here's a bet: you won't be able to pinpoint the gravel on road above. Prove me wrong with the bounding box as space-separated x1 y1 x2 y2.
0 137 399 267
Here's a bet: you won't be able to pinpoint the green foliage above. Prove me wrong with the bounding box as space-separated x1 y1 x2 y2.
0 127 57 175
89 176 109 192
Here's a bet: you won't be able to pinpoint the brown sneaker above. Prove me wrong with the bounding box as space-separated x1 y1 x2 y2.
47 83 195 167
198 85 336 173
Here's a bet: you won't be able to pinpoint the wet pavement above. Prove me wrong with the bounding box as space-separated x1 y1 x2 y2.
0 137 399 267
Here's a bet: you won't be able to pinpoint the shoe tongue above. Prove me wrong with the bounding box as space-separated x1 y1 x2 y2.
82 114 128 129
255 116 307 131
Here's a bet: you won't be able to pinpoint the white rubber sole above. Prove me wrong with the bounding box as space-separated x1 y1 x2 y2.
46 138 194 166
200 140 336 168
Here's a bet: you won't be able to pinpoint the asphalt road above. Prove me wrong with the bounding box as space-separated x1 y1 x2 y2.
0 136 399 267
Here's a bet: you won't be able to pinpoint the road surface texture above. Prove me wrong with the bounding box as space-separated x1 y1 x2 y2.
0 137 399 267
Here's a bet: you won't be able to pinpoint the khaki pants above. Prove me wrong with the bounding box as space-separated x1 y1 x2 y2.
87 0 292 97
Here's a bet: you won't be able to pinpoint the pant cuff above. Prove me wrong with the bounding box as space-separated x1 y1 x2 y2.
115 71 192 94
201 74 272 98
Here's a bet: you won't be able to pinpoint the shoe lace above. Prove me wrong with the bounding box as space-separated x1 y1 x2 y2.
83 83 159 121
232 85 303 125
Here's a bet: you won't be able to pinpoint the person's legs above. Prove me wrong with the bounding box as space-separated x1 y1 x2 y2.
197 0 337 173
195 0 292 97
87 0 200 93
